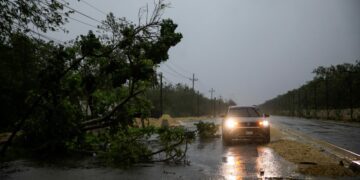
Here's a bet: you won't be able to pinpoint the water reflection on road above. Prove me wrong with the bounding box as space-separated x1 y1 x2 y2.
216 140 297 179
1 119 302 180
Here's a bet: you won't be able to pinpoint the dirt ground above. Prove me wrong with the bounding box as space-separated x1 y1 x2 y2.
268 127 357 177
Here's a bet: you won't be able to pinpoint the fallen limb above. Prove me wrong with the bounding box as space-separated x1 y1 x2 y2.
81 89 145 129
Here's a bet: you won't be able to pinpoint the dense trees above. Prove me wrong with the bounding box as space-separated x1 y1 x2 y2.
0 0 232 163
0 0 187 158
259 62 360 121
145 83 235 117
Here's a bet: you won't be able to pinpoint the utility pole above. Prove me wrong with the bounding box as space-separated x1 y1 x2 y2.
214 97 217 117
159 73 163 117
304 88 308 117
209 88 215 117
219 96 222 115
197 91 200 116
298 90 301 117
313 83 317 118
190 73 198 116
325 73 329 120
190 74 198 91
209 88 215 101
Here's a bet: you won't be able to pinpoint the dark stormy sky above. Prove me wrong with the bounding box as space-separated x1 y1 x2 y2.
49 0 360 105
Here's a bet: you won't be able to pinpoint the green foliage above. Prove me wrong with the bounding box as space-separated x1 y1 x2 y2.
68 126 194 166
157 127 192 159
0 0 72 42
0 0 184 155
194 121 218 138
103 128 154 165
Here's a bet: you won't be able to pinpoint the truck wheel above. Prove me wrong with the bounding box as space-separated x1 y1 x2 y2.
263 133 270 144
222 134 232 146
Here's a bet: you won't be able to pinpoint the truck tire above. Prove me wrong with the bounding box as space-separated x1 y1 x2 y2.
263 133 270 144
222 133 232 146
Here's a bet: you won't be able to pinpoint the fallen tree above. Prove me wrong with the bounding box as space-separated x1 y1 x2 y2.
68 126 195 166
0 0 183 157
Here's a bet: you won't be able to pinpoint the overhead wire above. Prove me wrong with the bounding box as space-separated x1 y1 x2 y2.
39 0 100 30
80 0 107 16
164 63 191 80
59 0 103 24
66 16 99 29
162 62 219 98
160 69 186 79
162 76 174 85
13 22 64 43
30 29 64 43
168 61 192 74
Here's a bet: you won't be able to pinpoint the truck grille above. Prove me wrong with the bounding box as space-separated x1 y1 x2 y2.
239 122 258 127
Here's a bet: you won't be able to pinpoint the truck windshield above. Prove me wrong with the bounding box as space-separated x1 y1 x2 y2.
228 108 260 117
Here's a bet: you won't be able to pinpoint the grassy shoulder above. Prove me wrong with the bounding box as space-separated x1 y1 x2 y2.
268 127 357 177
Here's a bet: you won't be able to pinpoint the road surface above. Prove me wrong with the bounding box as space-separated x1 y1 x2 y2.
270 116 360 154
1 117 359 179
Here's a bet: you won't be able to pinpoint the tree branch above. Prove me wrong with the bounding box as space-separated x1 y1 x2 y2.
81 88 144 128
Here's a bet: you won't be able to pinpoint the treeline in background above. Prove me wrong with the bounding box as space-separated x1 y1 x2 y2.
259 61 360 121
145 83 236 117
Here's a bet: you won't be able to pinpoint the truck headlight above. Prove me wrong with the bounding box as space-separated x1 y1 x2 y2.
225 118 236 129
259 120 269 127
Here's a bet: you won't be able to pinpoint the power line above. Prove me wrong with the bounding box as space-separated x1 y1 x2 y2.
80 0 107 16
14 23 64 43
162 76 174 84
30 29 64 43
168 61 192 74
66 16 99 29
60 0 103 24
164 63 191 80
40 0 100 29
160 69 184 79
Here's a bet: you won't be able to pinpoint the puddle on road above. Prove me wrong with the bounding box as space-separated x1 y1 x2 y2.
1 140 302 180
1 120 303 179
220 144 298 179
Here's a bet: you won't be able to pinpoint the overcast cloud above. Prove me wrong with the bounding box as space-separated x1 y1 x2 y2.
49 0 360 105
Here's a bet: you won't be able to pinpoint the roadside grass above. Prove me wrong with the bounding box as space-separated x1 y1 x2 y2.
268 127 357 177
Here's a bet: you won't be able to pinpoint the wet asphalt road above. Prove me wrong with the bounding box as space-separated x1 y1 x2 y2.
0 141 299 179
1 119 303 180
269 116 360 154
2 117 359 179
